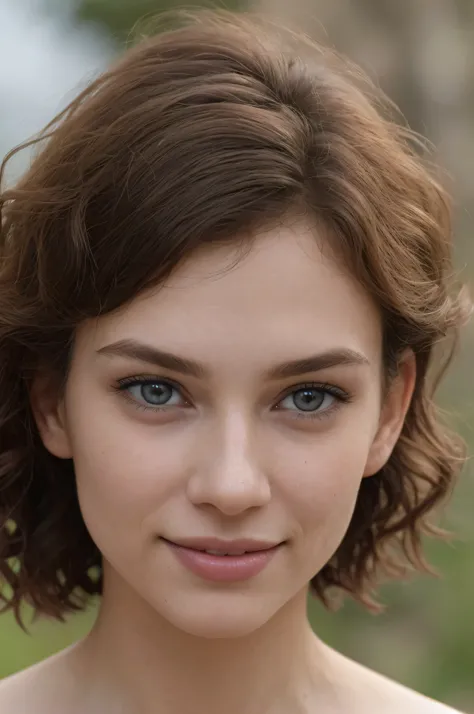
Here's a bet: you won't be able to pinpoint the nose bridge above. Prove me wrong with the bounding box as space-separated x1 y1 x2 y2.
187 406 271 515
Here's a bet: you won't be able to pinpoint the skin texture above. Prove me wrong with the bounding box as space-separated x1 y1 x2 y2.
0 219 461 713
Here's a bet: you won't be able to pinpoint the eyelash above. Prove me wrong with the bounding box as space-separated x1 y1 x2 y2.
114 376 352 421
114 375 189 412
278 382 351 421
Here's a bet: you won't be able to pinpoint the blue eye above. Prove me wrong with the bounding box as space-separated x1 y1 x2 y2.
119 379 185 409
279 387 334 413
277 384 349 419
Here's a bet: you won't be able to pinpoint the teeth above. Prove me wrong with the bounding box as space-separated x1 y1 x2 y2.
204 549 246 556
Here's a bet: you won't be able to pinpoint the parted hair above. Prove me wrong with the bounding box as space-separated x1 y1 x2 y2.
0 9 470 625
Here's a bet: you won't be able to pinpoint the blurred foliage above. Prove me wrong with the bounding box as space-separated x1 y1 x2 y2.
76 0 244 43
1 0 473 711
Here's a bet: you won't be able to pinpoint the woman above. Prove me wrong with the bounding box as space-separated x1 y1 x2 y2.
0 9 469 714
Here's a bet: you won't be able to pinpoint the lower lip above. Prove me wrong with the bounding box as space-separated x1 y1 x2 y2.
163 540 280 582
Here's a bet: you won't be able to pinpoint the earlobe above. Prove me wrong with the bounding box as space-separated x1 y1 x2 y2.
30 373 73 460
363 350 416 478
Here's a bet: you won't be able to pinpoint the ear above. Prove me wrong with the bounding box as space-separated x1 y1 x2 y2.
30 371 72 459
363 350 416 478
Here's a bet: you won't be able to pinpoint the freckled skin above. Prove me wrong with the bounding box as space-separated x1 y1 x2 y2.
2 221 458 714
58 222 387 638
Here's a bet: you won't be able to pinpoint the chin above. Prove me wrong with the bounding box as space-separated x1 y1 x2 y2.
154 589 284 639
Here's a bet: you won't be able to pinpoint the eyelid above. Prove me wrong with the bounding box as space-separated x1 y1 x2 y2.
273 382 351 421
113 376 351 417
117 374 184 391
276 381 350 404
115 375 191 408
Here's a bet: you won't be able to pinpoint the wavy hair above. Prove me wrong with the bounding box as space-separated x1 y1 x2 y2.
0 9 470 625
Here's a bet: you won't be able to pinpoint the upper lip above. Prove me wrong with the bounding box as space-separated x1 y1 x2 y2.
162 537 282 554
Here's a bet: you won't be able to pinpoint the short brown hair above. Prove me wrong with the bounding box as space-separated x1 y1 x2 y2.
0 9 470 625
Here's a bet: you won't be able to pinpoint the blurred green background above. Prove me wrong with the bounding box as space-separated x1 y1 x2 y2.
1 0 473 711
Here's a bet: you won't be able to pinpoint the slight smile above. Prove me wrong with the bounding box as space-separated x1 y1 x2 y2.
161 537 284 582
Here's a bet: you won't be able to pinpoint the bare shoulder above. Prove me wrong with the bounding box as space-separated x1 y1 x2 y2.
0 668 30 712
0 645 81 714
325 646 465 714
0 660 51 714
379 678 465 714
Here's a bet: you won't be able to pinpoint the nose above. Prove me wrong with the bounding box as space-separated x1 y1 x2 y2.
186 410 271 516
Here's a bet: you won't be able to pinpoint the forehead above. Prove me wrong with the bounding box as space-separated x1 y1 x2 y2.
81 220 382 363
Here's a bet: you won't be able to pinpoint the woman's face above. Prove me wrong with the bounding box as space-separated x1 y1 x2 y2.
35 220 414 638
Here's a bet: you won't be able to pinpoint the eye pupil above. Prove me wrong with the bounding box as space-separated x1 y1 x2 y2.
141 383 172 405
293 388 324 411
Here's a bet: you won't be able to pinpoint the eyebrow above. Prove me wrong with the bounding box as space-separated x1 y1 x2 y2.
96 339 369 379
268 349 369 379
97 340 208 378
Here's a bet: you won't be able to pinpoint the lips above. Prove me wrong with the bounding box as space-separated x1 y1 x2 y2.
161 536 281 554
161 537 283 582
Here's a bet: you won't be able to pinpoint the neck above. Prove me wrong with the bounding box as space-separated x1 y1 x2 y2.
74 570 337 714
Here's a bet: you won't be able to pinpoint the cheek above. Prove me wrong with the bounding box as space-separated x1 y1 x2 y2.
274 422 376 555
64 390 189 552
